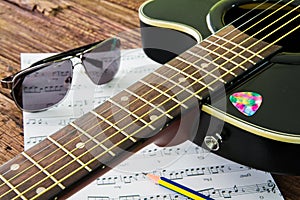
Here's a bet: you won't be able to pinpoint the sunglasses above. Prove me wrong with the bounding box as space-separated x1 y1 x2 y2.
1 38 121 112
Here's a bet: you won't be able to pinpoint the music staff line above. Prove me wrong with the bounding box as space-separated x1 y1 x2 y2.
88 180 279 200
97 164 250 185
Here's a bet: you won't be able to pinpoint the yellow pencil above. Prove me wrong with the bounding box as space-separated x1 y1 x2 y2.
146 173 214 200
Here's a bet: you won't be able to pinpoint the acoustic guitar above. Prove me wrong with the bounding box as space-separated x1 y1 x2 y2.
0 0 299 199
139 0 300 174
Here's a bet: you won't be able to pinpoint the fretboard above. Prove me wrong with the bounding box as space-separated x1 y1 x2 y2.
0 25 281 199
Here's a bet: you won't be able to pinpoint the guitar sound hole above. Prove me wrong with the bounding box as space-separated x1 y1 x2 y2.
223 1 300 52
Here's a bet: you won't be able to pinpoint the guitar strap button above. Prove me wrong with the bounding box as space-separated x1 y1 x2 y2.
204 133 223 151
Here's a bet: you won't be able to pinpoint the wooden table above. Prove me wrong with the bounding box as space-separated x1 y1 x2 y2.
0 0 299 199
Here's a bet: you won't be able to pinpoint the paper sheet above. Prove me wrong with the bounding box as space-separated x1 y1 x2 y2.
21 49 284 200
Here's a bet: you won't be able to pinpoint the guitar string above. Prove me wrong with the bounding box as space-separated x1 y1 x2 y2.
29 20 300 200
0 1 296 198
0 0 278 192
4 0 285 180
0 0 296 197
12 7 300 200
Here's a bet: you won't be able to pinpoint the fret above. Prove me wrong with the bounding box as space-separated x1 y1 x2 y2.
171 56 226 91
195 44 248 71
211 34 264 59
109 90 169 132
153 63 210 101
178 55 235 88
21 152 65 190
124 88 174 119
107 98 156 130
164 63 214 91
151 71 202 100
0 174 27 200
174 56 226 92
47 136 92 172
139 79 189 109
175 56 227 84
204 38 256 65
185 50 238 77
69 122 116 157
90 110 137 143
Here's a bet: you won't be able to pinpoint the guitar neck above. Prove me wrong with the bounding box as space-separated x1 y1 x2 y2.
0 25 280 199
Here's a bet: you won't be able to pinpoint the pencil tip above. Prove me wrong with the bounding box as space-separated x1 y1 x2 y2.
146 173 160 183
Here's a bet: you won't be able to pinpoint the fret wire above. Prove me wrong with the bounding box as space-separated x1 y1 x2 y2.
90 110 137 142
0 174 28 200
139 79 189 109
195 45 248 71
211 34 264 59
21 152 66 190
151 72 203 100
164 63 214 91
108 99 156 130
176 56 227 84
204 39 256 65
3 5 294 197
69 122 116 157
185 50 238 77
124 88 174 119
47 136 92 172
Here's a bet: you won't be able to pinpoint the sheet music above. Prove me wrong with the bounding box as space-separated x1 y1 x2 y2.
21 50 284 200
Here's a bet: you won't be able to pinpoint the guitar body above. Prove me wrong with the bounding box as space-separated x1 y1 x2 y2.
139 0 300 174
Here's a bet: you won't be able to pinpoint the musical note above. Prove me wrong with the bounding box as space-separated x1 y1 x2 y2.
198 181 280 199
26 136 47 144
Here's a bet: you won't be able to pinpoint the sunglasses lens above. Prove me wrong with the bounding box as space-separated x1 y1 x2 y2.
82 38 121 85
13 60 73 111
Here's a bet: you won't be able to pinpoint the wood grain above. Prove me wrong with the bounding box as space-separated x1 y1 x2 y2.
0 0 299 199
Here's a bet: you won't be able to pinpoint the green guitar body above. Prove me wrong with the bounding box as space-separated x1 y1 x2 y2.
139 0 300 174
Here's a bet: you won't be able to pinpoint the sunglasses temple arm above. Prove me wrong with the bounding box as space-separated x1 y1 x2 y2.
1 76 14 89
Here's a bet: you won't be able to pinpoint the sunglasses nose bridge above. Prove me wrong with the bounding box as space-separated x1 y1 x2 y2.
72 54 84 69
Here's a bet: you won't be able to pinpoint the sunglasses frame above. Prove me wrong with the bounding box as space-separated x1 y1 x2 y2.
1 38 120 112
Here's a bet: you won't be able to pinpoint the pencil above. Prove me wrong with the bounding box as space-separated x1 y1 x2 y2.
146 173 214 200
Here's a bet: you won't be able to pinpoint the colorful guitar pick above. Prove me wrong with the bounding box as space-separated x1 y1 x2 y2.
229 92 262 116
